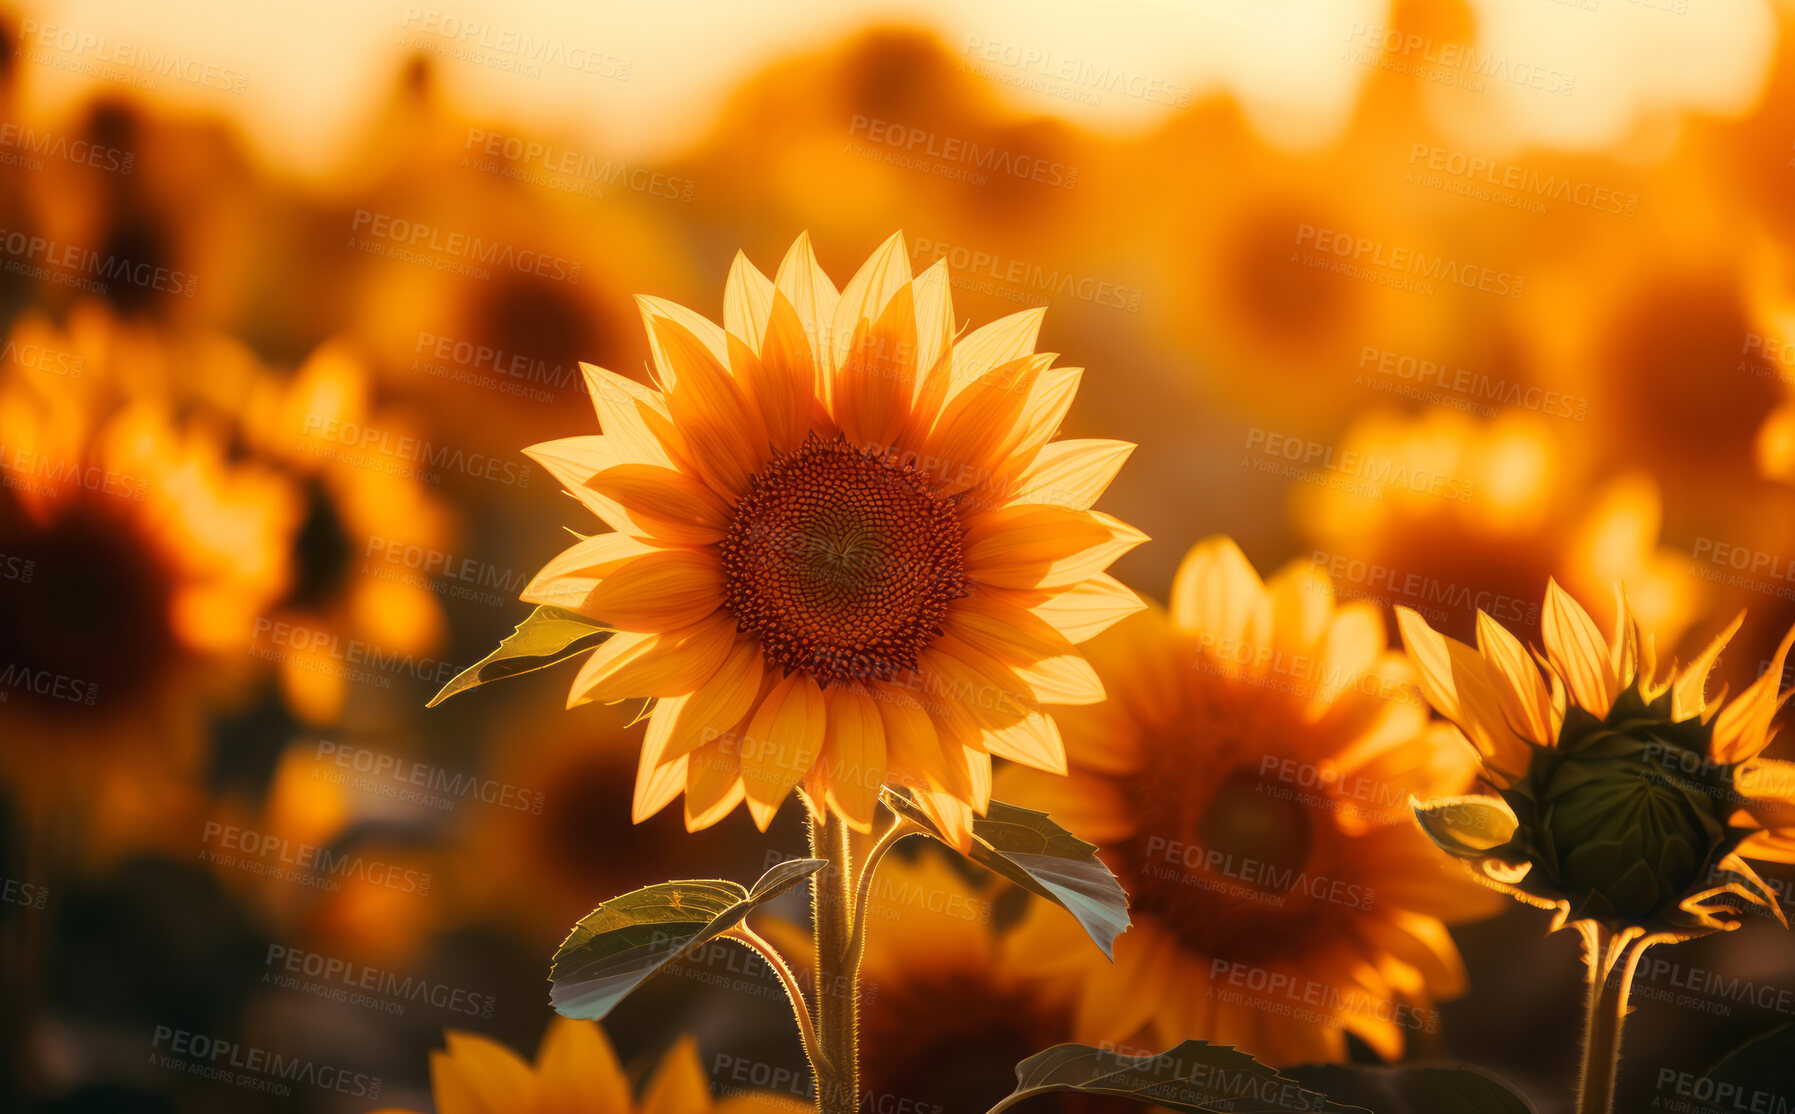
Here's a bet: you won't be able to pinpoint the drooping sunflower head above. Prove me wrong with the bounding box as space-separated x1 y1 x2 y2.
524 233 1146 843
1399 581 1795 938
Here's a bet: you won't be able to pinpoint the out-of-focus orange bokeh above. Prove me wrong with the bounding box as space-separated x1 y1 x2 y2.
4 2 1795 1111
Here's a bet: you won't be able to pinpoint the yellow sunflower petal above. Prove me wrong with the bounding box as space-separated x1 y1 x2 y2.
945 306 1044 402
875 685 970 799
1007 365 1084 463
567 614 737 705
821 684 887 831
1396 607 1532 781
1027 573 1148 643
1543 579 1619 717
640 1036 713 1114
438 1031 536 1114
829 231 912 375
908 258 956 420
578 548 723 632
579 363 676 469
1737 828 1795 864
1736 758 1795 831
745 293 819 457
645 314 768 498
966 748 993 811
1315 600 1386 684
984 711 1067 774
1607 584 1643 692
1360 910 1470 999
639 294 729 372
946 589 1085 670
773 231 840 383
684 736 746 831
632 703 688 823
913 789 976 852
833 282 918 452
921 635 1036 728
724 251 776 354
586 463 733 546
740 672 827 831
1713 621 1795 764
520 532 655 612
1168 535 1267 646
1012 653 1105 706
920 353 1053 494
1265 559 1333 650
532 1019 628 1110
524 435 618 515
964 506 1145 590
1672 610 1746 721
1475 610 1554 745
1008 439 1135 510
664 640 765 764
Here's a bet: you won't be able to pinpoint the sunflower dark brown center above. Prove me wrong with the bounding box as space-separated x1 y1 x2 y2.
0 498 173 713
1115 759 1322 963
719 434 967 687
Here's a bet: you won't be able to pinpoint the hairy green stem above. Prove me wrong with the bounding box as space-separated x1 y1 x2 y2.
724 924 823 1081
1576 926 1653 1114
810 812 860 1114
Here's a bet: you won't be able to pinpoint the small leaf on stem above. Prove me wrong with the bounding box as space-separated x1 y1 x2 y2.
549 858 826 1021
881 789 1129 959
428 606 609 707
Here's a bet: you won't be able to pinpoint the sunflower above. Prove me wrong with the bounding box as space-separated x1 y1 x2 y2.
242 339 453 724
1293 407 1702 652
0 305 295 821
372 1016 791 1114
1397 581 1795 940
1000 537 1500 1065
522 232 1145 843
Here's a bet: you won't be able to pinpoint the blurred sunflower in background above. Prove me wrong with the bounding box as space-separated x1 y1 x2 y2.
0 304 294 833
15 96 265 331
522 231 1145 843
1294 407 1702 651
241 339 453 725
4 1 1795 1110
1399 582 1795 939
372 1017 789 1114
1002 537 1500 1064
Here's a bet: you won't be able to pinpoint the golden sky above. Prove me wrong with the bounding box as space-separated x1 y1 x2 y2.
11 0 1780 175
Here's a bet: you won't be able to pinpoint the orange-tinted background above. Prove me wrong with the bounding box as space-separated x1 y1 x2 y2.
3 1 1795 1111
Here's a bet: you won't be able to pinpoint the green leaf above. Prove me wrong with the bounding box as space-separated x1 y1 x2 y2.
994 1040 1365 1113
427 606 608 707
1412 795 1519 858
1683 1022 1795 1114
549 857 825 1021
1285 1064 1536 1113
882 789 1130 960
